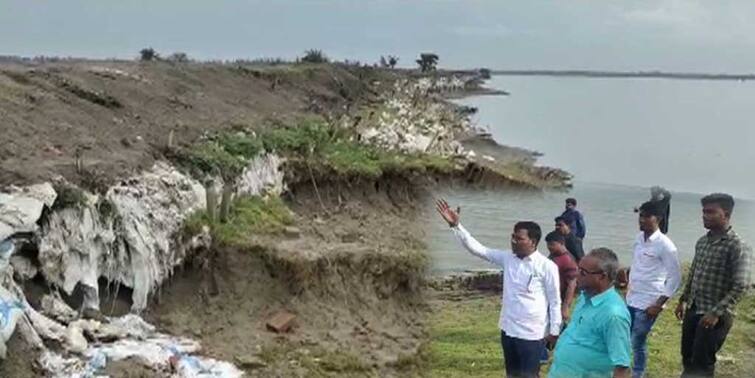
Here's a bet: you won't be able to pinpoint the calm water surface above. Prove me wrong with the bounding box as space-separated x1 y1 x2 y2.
426 76 755 272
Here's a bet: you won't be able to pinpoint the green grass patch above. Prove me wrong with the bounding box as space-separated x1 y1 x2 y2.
175 117 457 182
183 196 294 246
428 295 503 378
429 292 755 377
258 342 372 377
175 131 262 180
263 117 456 177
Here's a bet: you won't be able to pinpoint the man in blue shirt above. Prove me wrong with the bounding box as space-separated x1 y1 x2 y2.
561 198 586 240
549 248 631 378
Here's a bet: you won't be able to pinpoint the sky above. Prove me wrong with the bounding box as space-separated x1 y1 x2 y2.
3 0 755 72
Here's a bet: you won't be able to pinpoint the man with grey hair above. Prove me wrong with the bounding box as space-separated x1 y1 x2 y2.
549 248 631 378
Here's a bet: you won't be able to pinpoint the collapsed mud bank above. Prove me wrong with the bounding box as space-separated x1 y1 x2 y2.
0 60 569 377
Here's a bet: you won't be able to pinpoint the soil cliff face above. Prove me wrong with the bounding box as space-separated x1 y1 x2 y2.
0 60 569 377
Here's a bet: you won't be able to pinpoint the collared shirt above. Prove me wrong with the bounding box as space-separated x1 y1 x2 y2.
626 230 682 310
451 224 562 340
549 289 631 378
679 226 751 316
549 251 578 302
561 208 586 239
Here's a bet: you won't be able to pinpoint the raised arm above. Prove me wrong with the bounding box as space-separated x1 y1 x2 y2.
436 199 507 267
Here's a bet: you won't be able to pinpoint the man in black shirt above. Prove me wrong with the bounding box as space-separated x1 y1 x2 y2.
555 216 585 262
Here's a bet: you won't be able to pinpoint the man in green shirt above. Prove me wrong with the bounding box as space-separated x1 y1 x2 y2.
549 248 631 378
675 193 751 377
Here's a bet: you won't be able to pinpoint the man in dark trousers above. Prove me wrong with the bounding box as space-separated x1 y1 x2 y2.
560 198 586 240
436 199 562 378
555 216 585 262
675 193 751 377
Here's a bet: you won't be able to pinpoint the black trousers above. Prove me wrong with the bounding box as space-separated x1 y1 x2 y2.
501 331 544 378
680 305 733 377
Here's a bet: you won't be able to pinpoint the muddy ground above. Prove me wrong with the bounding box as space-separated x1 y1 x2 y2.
0 60 396 190
144 177 430 377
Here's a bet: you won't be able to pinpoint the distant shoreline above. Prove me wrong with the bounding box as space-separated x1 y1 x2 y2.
492 69 755 81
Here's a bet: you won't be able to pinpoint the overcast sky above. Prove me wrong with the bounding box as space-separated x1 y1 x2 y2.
3 0 755 72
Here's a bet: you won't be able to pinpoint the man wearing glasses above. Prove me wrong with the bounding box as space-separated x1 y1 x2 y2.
549 248 632 378
436 199 562 378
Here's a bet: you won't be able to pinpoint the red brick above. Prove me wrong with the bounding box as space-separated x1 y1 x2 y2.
266 311 296 333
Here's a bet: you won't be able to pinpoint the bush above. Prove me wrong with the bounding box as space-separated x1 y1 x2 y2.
168 52 189 63
175 131 264 181
301 49 329 64
261 118 333 155
388 55 399 69
139 48 158 61
179 142 246 181
416 53 439 72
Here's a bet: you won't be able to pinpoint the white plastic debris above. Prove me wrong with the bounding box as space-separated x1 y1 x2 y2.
39 163 207 312
236 153 286 197
355 77 474 156
10 254 38 280
40 294 78 324
64 322 88 354
0 182 56 240
38 315 243 378
0 285 24 358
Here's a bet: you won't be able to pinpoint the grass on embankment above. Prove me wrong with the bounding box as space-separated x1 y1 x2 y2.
183 195 294 246
429 292 755 378
173 117 456 182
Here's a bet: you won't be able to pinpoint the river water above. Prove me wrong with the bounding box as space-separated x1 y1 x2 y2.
425 76 755 273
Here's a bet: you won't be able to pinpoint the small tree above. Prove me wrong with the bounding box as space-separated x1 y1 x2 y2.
479 68 491 79
301 49 329 64
139 48 158 61
379 56 389 68
416 53 439 72
387 55 399 69
168 52 189 63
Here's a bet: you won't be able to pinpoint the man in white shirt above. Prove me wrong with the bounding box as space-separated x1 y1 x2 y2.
625 201 682 378
436 199 562 378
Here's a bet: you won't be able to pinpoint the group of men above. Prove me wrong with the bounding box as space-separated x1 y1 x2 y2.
435 191 751 378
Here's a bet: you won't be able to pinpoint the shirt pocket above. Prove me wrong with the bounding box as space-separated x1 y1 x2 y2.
526 272 545 293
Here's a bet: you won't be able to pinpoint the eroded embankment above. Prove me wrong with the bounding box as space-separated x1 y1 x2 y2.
0 66 569 377
148 173 433 377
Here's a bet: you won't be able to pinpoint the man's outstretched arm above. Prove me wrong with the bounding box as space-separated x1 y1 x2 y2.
436 199 507 267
